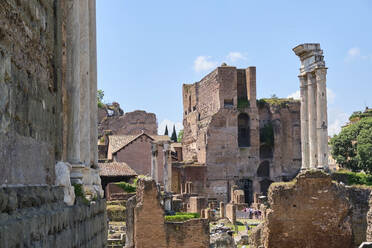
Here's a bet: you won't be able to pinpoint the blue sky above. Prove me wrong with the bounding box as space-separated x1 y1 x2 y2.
97 0 372 136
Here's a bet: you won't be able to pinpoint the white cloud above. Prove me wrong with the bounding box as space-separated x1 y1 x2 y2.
227 52 247 62
287 88 336 104
158 119 183 135
348 47 360 57
193 56 218 73
328 108 349 136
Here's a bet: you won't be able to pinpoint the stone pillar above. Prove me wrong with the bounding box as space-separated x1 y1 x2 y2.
65 0 80 165
163 142 171 192
220 202 225 218
79 0 91 166
316 68 328 169
246 66 257 108
151 142 158 183
299 75 309 170
307 72 317 169
89 0 98 167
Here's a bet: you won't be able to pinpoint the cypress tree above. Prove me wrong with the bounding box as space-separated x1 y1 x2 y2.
171 125 177 142
164 125 169 136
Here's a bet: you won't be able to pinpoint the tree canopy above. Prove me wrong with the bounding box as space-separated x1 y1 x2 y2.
330 115 372 173
171 125 177 142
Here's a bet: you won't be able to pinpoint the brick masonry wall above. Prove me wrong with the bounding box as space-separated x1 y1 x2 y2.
0 185 107 248
0 0 63 184
115 135 164 182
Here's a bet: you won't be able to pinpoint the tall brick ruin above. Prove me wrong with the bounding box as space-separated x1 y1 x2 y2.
182 65 301 202
0 0 106 246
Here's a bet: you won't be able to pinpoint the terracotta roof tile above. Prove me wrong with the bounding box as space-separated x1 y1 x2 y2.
98 162 137 177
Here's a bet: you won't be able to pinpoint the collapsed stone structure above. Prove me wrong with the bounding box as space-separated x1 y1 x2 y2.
0 0 106 246
293 43 328 170
181 65 301 203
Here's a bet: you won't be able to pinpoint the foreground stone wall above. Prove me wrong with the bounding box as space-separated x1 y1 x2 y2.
0 185 107 248
0 0 63 184
252 170 371 248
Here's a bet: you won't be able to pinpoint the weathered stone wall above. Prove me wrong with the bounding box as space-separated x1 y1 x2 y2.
254 170 371 248
115 135 164 181
99 110 157 136
0 0 63 184
165 219 210 248
0 185 107 248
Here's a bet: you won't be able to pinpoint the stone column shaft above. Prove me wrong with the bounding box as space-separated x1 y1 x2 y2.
163 143 171 192
79 0 91 165
316 68 328 169
151 143 158 183
89 0 98 167
307 73 317 169
299 75 309 170
66 0 81 164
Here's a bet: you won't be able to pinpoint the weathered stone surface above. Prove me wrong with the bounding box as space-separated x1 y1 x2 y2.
55 161 75 206
210 232 236 248
260 170 368 248
0 185 107 248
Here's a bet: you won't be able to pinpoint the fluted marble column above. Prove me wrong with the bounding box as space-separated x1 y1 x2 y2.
89 0 98 168
299 75 309 170
66 0 80 164
307 73 317 169
151 142 159 183
79 0 91 166
316 68 328 169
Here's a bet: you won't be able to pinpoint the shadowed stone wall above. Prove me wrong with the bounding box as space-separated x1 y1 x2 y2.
0 186 107 248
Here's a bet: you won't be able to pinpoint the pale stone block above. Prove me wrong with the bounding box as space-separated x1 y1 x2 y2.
55 161 75 206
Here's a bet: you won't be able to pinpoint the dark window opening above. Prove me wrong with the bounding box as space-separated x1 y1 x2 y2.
260 179 273 196
224 99 234 108
237 179 253 204
193 106 196 111
257 160 270 177
188 95 191 113
238 113 250 147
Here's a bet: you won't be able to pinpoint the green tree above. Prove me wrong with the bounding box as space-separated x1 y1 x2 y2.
330 117 372 173
171 125 177 142
97 89 104 108
164 125 169 136
177 130 184 143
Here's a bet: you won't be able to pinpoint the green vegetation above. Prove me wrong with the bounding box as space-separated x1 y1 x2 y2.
164 212 200 222
107 205 126 221
114 181 137 193
330 115 372 173
164 125 169 136
257 97 298 109
237 98 250 110
72 184 90 205
260 122 274 148
333 170 372 186
349 108 372 122
171 125 177 142
177 130 184 143
97 89 105 108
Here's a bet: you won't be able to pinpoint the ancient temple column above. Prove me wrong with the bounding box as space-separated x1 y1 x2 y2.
307 72 318 169
316 68 328 169
65 0 80 164
151 142 159 183
89 0 98 167
163 142 171 192
79 0 91 166
299 75 309 170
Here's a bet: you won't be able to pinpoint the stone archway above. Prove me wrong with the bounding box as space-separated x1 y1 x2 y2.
257 160 270 178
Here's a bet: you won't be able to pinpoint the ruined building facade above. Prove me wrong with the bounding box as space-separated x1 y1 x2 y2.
182 65 301 203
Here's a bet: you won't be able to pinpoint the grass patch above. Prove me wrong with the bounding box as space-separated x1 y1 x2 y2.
165 212 200 222
107 205 126 221
114 181 137 193
257 98 298 109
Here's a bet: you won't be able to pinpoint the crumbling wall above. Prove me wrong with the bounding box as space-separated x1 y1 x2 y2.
126 178 210 248
0 0 63 184
0 185 107 248
99 110 157 136
255 170 372 248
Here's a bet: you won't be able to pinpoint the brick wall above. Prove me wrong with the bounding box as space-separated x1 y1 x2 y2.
115 136 164 181
0 185 107 248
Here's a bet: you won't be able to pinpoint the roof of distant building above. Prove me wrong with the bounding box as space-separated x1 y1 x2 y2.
98 162 137 177
108 133 170 154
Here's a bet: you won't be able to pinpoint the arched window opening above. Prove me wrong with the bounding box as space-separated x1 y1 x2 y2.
260 179 273 196
257 160 270 177
238 113 250 147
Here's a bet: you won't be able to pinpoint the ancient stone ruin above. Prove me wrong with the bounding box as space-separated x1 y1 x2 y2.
0 0 106 247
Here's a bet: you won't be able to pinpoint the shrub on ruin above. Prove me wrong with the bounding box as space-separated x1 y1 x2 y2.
330 117 372 173
164 212 200 222
114 181 137 193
